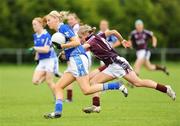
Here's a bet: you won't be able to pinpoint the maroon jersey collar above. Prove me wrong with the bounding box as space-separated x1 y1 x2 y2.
85 33 94 41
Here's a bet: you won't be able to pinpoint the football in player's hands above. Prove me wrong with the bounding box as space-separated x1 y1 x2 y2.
52 42 62 49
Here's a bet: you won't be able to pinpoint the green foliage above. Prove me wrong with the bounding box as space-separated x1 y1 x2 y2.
0 0 179 48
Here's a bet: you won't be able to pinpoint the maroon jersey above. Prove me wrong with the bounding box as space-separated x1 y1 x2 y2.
86 32 119 65
129 29 153 50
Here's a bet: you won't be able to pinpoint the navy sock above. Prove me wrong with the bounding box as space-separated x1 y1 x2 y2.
103 82 122 90
55 99 63 113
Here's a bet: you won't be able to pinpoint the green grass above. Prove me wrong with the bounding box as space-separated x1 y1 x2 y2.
0 63 180 126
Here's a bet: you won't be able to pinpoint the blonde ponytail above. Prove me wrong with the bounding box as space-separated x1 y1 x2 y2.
48 10 69 22
59 11 69 21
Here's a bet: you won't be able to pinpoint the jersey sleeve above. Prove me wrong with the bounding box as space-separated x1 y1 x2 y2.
144 30 153 39
109 35 118 43
59 24 75 39
73 24 80 34
129 31 134 41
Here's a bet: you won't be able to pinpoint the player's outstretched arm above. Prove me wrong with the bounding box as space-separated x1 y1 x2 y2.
105 30 131 48
152 35 157 48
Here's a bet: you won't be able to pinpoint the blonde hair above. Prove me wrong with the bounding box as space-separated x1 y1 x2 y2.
78 24 96 35
68 13 80 23
33 17 46 27
48 10 69 22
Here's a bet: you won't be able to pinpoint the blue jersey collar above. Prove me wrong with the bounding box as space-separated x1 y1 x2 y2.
36 29 47 37
57 23 64 31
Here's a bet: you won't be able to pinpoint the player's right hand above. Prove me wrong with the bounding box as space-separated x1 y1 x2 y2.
27 47 35 53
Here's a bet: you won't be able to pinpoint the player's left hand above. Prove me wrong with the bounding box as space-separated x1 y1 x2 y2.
122 40 132 48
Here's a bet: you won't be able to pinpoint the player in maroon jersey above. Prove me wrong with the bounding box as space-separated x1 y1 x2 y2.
78 24 176 113
129 19 169 76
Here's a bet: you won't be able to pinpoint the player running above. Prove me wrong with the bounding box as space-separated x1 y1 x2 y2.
64 12 92 102
129 19 169 76
77 25 176 113
44 10 128 119
31 17 59 98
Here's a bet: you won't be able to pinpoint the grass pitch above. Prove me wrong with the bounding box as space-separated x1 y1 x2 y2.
0 63 180 126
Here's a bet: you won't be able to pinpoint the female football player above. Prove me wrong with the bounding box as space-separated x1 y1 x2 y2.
31 17 59 98
64 13 81 102
129 19 169 76
77 25 176 113
44 10 128 119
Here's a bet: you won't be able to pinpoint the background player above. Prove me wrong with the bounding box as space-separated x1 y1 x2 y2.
31 17 58 99
129 19 169 76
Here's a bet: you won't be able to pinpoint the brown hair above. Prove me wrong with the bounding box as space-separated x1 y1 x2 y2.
48 10 69 22
33 17 46 27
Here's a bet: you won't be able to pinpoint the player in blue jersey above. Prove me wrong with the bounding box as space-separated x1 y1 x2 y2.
64 12 81 102
44 10 128 119
31 17 59 98
129 19 169 76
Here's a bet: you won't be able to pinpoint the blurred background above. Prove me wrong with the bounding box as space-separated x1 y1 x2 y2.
0 0 180 64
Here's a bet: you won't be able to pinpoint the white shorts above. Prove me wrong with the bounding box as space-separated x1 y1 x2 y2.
86 51 92 68
102 56 133 78
136 49 151 60
65 55 89 77
35 58 58 73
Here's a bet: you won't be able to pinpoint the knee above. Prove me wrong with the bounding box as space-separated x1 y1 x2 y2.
82 88 91 95
32 79 40 85
90 79 96 85
132 80 143 87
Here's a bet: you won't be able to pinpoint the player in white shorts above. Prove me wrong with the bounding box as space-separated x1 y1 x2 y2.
31 17 59 99
129 19 169 76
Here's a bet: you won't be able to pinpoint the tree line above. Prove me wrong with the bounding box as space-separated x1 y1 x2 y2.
0 0 180 48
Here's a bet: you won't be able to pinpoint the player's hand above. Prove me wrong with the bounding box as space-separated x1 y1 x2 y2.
58 51 67 62
27 47 35 53
52 42 62 49
152 42 157 48
122 40 132 48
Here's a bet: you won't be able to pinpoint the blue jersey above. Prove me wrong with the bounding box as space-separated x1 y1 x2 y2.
98 31 118 44
33 30 57 60
106 35 118 43
58 23 86 60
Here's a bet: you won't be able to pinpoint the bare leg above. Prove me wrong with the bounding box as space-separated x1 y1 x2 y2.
32 71 46 85
134 58 145 75
76 75 104 95
144 60 156 70
145 60 169 75
123 71 157 88
45 72 56 96
55 72 75 100
90 72 115 107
